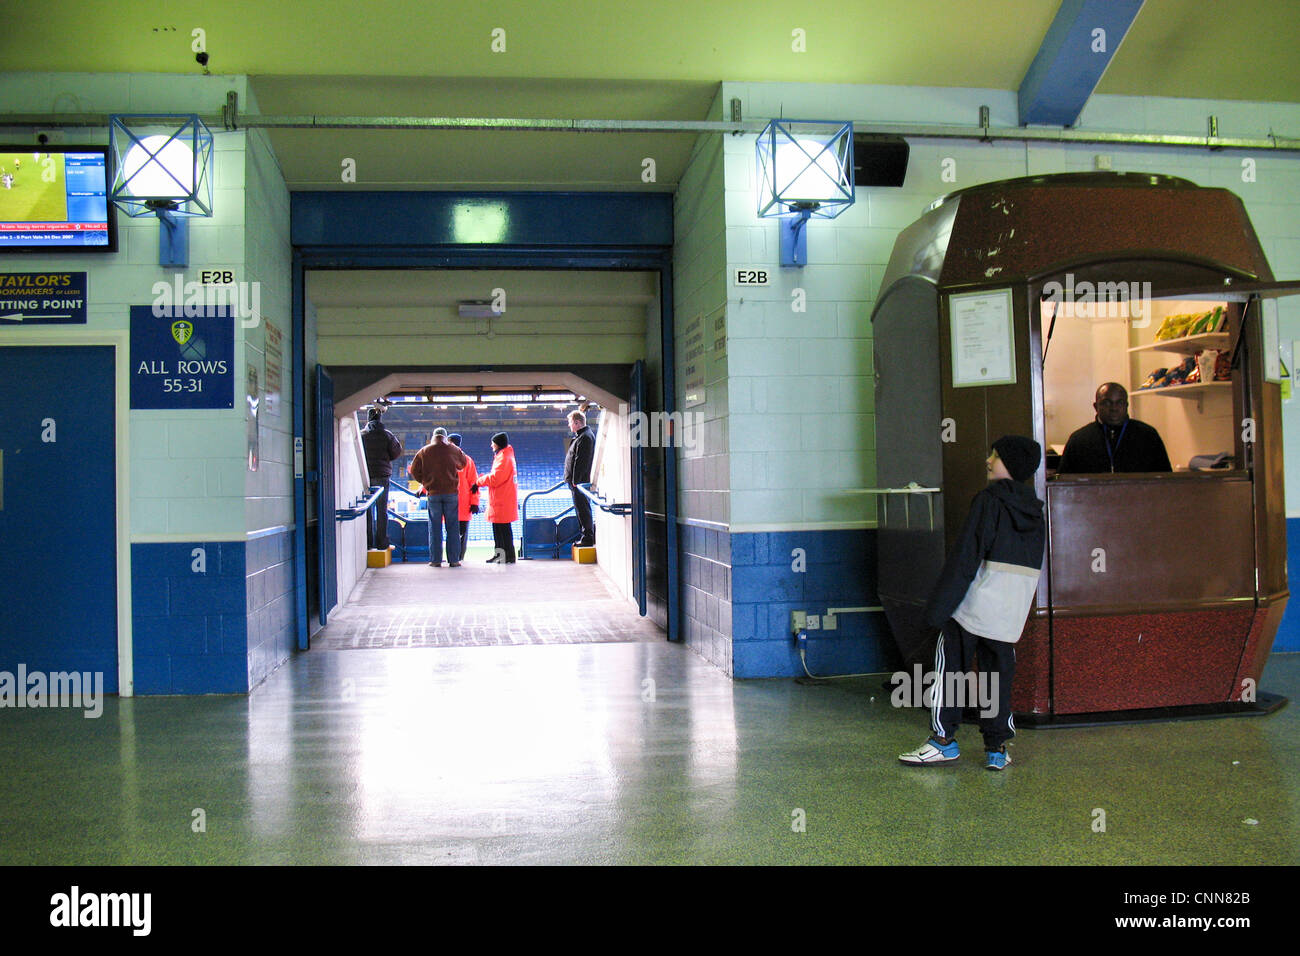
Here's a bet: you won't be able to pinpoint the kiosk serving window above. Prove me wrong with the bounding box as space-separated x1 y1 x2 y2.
1041 293 1239 475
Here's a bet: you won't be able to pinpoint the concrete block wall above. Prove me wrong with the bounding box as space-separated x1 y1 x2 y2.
0 73 299 691
707 81 1300 673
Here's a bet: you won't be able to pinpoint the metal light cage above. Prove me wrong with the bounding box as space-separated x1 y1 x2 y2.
108 114 214 218
755 119 855 220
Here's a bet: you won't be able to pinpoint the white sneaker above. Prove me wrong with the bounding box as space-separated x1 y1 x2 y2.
898 737 960 765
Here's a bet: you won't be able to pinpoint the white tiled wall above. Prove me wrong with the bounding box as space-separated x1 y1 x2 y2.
0 73 270 541
242 127 293 534
672 88 729 527
717 81 1300 526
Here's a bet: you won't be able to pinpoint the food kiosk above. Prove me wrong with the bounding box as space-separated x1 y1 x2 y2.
872 171 1297 720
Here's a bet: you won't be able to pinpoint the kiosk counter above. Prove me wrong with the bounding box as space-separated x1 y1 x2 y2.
871 171 1298 720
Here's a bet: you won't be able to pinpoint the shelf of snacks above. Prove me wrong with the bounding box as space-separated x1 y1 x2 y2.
1133 347 1232 394
1128 331 1230 356
1131 381 1231 399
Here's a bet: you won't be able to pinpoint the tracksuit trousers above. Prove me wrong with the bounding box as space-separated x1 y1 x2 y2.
931 618 1017 752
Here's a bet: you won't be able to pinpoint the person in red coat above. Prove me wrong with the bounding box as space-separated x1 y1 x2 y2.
476 432 518 564
448 433 479 560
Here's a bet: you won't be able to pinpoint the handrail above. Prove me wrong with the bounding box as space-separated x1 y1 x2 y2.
336 485 385 521
520 481 575 560
576 482 632 516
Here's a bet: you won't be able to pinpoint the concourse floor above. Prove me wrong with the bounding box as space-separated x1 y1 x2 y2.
1 642 1297 865
314 555 664 649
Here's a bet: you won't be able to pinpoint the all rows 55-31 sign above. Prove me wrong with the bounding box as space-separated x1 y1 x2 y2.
130 305 234 409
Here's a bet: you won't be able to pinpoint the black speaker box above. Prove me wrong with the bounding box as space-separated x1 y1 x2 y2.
853 134 909 187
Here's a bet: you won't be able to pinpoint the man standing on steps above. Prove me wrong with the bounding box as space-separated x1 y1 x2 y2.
565 409 596 547
409 427 469 568
361 405 403 552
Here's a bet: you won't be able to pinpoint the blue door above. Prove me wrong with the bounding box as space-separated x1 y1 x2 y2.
316 365 338 625
631 359 647 615
0 346 118 690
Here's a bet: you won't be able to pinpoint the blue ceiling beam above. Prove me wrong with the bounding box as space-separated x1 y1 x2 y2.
1018 0 1145 127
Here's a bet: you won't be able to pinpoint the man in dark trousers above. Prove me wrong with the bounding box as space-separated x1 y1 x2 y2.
1058 382 1172 473
360 406 403 551
564 409 597 547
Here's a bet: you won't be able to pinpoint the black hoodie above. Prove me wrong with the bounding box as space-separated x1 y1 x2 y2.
923 479 1046 642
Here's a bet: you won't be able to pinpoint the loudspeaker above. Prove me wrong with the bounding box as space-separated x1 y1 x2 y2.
853 134 909 187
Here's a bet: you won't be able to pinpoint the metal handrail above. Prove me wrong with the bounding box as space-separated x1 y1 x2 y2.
520 481 575 559
575 482 632 516
335 485 385 521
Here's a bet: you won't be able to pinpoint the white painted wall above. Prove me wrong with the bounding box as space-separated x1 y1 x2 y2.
334 414 369 605
671 88 729 528
591 406 634 604
0 72 261 543
717 80 1300 525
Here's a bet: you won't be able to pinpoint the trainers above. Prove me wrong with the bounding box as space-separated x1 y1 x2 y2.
985 749 1011 771
898 737 960 766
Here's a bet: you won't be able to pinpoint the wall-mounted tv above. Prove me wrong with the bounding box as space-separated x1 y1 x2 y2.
0 145 118 253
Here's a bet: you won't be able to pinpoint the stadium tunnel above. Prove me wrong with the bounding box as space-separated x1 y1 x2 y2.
299 262 677 651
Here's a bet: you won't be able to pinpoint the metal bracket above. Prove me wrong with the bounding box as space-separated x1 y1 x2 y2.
979 105 991 142
848 482 941 530
223 91 239 131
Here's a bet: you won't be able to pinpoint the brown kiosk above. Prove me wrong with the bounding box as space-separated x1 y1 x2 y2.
872 171 1297 721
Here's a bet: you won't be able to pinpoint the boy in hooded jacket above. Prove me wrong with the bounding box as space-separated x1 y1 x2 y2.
898 435 1045 771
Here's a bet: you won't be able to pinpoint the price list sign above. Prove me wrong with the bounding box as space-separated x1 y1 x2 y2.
949 288 1016 388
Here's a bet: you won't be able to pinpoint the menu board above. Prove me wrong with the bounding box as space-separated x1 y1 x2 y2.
949 288 1016 388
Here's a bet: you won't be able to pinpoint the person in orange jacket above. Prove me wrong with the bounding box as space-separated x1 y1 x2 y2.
448 433 479 560
475 431 518 564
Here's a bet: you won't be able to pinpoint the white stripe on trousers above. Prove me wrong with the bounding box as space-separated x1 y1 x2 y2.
931 631 947 738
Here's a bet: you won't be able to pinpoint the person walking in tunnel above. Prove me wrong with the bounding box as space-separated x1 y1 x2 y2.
476 431 518 564
565 409 597 547
408 427 468 567
448 433 480 561
360 405 403 552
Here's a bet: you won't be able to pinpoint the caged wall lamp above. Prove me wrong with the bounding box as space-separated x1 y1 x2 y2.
108 114 213 267
756 120 855 267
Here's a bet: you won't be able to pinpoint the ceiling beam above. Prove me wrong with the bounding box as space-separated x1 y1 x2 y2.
1018 0 1145 127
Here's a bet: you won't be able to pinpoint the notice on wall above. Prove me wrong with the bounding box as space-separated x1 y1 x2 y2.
263 319 283 417
130 305 235 409
711 306 727 359
949 288 1016 388
0 271 87 324
682 312 706 408
246 342 263 471
1262 298 1281 383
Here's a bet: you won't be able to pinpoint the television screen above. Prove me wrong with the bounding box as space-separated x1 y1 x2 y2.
0 146 118 252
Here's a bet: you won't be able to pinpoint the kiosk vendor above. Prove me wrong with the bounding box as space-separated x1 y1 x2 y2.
1058 382 1172 474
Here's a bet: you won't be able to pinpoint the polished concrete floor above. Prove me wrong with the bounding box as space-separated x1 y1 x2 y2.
2 635 1297 865
315 556 664 649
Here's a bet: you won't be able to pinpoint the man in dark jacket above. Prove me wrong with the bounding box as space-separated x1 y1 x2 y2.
899 435 1046 772
1058 382 1172 473
409 427 469 567
360 406 403 551
564 409 596 547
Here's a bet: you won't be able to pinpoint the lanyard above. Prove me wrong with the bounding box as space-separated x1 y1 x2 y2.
1101 420 1129 473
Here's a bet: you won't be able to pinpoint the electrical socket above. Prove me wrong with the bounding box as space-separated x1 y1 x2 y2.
790 610 807 634
806 614 820 630
823 613 837 630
